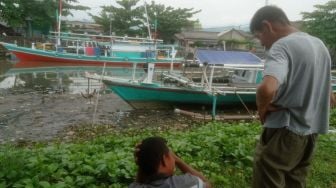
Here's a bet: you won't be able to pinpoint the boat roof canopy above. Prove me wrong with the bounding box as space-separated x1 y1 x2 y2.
195 49 262 65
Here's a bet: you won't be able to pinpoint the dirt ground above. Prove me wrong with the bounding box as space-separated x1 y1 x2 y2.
0 92 132 143
0 91 203 144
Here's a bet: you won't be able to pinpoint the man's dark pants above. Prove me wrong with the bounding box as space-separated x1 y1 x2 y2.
252 127 317 188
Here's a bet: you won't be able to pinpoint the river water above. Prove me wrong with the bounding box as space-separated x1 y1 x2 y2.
0 59 139 143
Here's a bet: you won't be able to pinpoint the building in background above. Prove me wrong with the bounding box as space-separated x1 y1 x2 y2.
174 31 220 58
0 21 21 36
174 28 265 60
64 21 103 35
217 28 252 51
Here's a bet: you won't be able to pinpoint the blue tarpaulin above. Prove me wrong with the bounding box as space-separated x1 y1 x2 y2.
195 49 262 65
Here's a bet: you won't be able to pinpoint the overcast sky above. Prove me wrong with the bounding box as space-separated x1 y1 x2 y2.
69 0 330 28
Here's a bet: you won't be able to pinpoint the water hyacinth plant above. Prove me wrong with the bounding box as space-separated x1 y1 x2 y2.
0 120 335 187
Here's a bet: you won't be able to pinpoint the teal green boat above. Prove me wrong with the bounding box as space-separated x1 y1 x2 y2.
90 50 264 109
103 78 257 109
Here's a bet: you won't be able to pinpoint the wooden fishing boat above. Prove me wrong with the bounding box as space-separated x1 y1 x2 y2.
87 50 264 112
0 42 181 69
101 75 258 109
0 32 182 68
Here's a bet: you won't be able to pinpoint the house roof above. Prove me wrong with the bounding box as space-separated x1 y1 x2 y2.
217 28 252 39
174 31 219 40
195 49 262 65
0 21 8 26
0 23 20 36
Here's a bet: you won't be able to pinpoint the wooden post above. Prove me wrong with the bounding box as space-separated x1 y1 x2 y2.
212 94 217 120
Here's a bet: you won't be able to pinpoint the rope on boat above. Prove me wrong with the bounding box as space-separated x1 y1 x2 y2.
235 92 257 120
92 62 107 126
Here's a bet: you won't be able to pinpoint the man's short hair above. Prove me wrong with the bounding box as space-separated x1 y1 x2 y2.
250 6 290 33
135 137 169 183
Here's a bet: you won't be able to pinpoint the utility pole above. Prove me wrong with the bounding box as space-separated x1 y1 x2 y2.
265 0 269 5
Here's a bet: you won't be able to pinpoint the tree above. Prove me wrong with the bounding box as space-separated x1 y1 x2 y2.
90 0 144 37
91 0 200 42
0 0 23 28
302 0 336 65
145 1 200 42
0 0 89 35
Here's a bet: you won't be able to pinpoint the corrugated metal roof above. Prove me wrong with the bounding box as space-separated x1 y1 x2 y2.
195 49 262 65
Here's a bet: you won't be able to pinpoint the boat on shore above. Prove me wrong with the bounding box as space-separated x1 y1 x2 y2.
101 74 258 109
87 50 264 114
0 32 183 69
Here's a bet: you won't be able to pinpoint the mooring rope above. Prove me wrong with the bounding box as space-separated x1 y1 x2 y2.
235 92 257 119
92 62 107 126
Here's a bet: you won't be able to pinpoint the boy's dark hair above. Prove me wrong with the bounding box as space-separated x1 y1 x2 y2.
135 136 170 183
250 6 290 33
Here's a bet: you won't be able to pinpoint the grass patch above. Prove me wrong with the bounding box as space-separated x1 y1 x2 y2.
0 121 335 187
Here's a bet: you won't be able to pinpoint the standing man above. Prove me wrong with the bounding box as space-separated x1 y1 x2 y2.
250 6 332 188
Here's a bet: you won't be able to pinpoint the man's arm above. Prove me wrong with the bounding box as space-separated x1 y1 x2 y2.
172 152 211 188
256 76 279 124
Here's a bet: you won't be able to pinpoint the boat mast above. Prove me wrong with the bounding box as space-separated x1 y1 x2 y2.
170 46 176 72
144 1 152 40
57 0 62 45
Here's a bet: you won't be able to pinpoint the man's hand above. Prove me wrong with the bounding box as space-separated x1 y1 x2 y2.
256 76 279 124
258 107 268 125
259 104 285 124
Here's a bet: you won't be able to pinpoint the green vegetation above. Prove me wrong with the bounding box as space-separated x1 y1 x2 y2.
0 0 89 35
91 0 199 42
302 0 336 65
0 120 335 187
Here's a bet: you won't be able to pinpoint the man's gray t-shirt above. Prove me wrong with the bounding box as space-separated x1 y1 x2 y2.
263 32 331 135
129 173 204 188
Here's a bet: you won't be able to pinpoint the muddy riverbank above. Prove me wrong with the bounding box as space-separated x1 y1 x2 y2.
0 91 204 144
0 59 207 144
0 92 133 143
